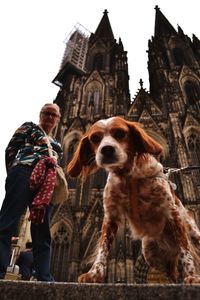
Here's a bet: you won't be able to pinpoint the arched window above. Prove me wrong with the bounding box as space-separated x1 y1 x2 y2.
188 133 200 164
81 81 102 116
93 53 103 70
162 51 169 67
187 133 200 193
94 90 100 112
88 90 100 114
51 223 71 281
88 91 94 107
184 81 200 105
173 48 187 66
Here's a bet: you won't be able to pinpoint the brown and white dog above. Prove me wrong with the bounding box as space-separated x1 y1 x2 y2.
67 116 200 284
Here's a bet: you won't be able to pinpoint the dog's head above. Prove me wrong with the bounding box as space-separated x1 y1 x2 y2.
67 117 163 177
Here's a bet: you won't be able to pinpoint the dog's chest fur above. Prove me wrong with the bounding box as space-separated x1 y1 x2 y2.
104 154 175 239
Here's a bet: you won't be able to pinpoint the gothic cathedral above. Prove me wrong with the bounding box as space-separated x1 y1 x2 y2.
50 7 200 282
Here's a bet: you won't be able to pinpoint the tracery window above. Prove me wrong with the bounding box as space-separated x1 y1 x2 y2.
184 81 200 105
93 53 103 70
88 90 100 114
51 223 71 281
187 133 200 164
188 133 200 191
81 81 102 116
162 50 169 67
173 47 189 66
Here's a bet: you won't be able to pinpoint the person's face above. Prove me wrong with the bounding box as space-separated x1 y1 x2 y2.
39 105 60 132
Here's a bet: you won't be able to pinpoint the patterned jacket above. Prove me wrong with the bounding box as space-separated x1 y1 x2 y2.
5 122 62 171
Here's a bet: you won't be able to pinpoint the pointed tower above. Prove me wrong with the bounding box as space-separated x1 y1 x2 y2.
51 10 132 282
53 9 130 135
131 6 200 283
147 5 200 203
148 5 200 111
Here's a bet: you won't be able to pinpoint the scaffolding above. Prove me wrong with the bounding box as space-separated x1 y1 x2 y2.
60 23 90 73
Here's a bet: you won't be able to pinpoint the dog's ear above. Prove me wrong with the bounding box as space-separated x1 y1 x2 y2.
66 135 98 177
126 121 163 156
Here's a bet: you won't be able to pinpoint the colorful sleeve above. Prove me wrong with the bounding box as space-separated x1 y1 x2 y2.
5 122 33 171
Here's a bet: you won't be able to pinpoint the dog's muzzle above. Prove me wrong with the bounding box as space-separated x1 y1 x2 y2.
99 145 118 164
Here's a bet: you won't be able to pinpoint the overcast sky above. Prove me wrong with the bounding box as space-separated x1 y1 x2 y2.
0 0 200 208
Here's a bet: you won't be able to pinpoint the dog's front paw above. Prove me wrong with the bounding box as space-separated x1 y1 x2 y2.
184 275 200 284
78 263 106 283
78 271 104 283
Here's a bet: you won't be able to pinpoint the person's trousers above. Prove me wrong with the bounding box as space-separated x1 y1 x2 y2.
0 165 54 281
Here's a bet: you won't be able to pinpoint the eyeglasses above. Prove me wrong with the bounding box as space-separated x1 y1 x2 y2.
41 111 60 118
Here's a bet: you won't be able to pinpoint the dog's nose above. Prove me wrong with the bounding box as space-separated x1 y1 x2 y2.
101 145 115 157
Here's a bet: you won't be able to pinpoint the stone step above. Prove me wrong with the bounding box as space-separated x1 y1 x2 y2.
1 280 200 300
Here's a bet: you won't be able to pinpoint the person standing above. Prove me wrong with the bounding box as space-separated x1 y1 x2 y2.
0 103 62 281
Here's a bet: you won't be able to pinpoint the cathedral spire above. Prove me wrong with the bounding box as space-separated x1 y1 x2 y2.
154 5 177 38
93 9 115 42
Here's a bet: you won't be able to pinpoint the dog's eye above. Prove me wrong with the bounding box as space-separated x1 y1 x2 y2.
113 129 126 139
90 134 102 144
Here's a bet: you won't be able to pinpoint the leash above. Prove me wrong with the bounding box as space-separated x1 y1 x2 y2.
164 165 200 175
163 166 200 191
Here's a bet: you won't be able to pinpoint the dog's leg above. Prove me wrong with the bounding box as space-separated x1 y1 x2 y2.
186 215 200 248
78 218 118 283
178 247 200 284
78 174 124 283
176 196 200 248
171 209 200 283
